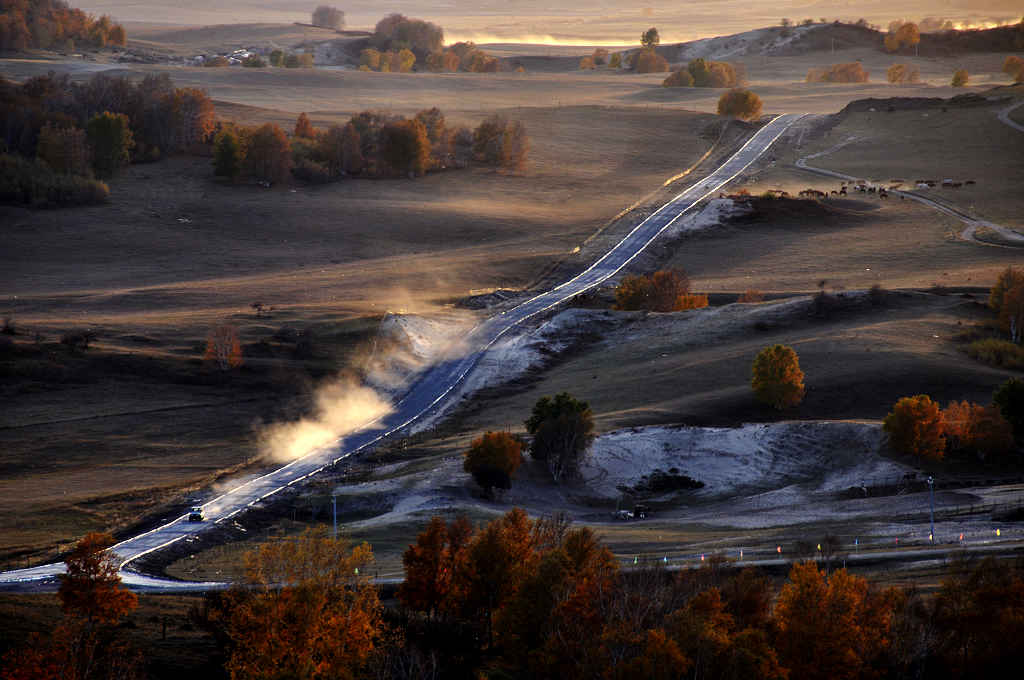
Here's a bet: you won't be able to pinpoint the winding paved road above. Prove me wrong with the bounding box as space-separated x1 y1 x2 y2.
0 113 804 589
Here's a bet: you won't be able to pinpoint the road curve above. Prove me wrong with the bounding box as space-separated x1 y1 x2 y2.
0 113 805 588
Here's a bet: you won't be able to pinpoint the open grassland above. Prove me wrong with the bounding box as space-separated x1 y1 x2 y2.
0 103 714 567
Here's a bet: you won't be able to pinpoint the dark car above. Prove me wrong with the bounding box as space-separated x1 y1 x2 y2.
187 506 204 522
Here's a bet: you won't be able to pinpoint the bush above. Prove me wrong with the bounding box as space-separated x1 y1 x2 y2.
883 395 945 460
993 378 1024 442
886 63 920 84
806 63 869 83
951 69 969 87
473 115 529 171
463 431 524 498
632 48 668 73
379 119 430 176
663 69 694 87
294 112 315 139
966 339 1024 369
204 55 230 67
738 289 764 303
579 56 595 70
291 158 332 184
269 49 284 67
0 153 109 207
614 269 700 312
717 89 763 121
609 52 622 68
525 392 595 482
592 48 609 65
1003 55 1024 82
242 55 266 67
688 58 739 87
751 344 806 409
245 123 291 183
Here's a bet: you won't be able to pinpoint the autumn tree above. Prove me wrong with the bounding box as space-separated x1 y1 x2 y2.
2 532 140 680
86 111 133 178
717 88 763 121
245 123 291 183
883 394 945 460
738 289 764 303
373 13 444 57
999 282 1024 343
472 115 529 170
884 22 921 53
688 58 739 87
806 62 870 83
311 5 345 30
294 112 315 139
609 52 622 68
989 267 1024 316
223 527 380 680
614 269 705 312
751 344 805 409
642 27 660 48
775 562 898 680
414 107 446 144
397 516 473 619
993 378 1024 443
579 55 596 69
213 128 242 180
887 63 920 84
525 392 596 482
463 431 524 498
633 48 669 73
951 68 969 87
593 48 609 65
942 400 1014 459
36 123 91 176
204 323 243 370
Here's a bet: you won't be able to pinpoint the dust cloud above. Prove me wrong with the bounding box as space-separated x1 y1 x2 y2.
258 380 393 462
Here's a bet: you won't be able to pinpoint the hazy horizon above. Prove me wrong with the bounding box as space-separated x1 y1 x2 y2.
83 1 1023 45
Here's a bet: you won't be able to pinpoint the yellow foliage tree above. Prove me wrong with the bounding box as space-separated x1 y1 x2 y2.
883 394 945 460
751 344 805 409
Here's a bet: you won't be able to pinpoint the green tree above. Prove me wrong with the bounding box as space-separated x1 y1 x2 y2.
751 344 805 409
525 392 596 482
463 431 524 498
213 129 242 180
86 111 133 179
642 27 660 48
993 378 1024 443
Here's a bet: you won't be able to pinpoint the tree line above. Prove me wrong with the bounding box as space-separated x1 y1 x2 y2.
0 0 126 52
213 108 529 186
8 519 1024 679
0 72 214 206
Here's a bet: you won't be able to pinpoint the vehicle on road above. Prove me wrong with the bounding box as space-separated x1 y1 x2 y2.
188 506 204 522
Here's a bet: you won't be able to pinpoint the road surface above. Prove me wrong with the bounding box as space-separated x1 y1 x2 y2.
0 113 804 588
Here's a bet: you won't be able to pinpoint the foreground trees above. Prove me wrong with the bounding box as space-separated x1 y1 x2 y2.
751 344 806 409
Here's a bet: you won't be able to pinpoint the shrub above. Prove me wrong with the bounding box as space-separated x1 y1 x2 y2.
886 63 920 84
378 119 430 176
291 158 332 184
294 112 315 139
717 88 763 121
592 48 609 65
751 344 806 409
966 339 1024 369
269 49 284 66
614 269 698 312
663 69 694 87
525 392 595 482
883 395 945 460
609 52 622 68
806 63 869 83
242 55 266 67
473 115 529 171
86 111 133 179
688 58 739 87
311 5 345 30
579 56 596 70
463 431 524 498
951 69 969 87
0 153 109 207
633 48 668 73
360 48 382 70
738 289 764 303
1003 55 1024 82
993 378 1024 442
204 55 230 67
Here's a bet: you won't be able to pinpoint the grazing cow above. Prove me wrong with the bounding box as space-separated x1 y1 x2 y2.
879 190 889 199
839 187 847 195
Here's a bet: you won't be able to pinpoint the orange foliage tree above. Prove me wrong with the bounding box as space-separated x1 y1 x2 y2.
223 527 380 680
942 400 1015 459
751 344 805 409
884 22 920 53
204 323 243 370
951 68 969 87
1003 55 1024 82
738 289 764 303
294 112 315 139
463 431 524 497
717 88 763 121
989 266 1024 316
883 394 945 460
775 562 898 680
614 269 707 312
397 515 473 619
245 123 291 183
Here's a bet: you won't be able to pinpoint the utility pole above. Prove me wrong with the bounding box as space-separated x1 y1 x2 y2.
928 476 935 542
332 494 338 539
